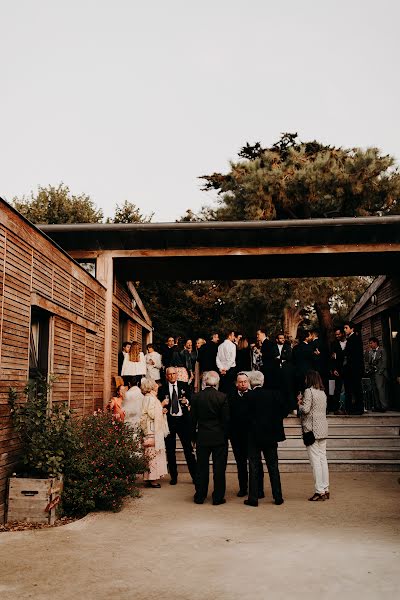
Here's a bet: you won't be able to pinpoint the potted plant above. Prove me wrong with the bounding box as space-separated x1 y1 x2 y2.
7 375 73 524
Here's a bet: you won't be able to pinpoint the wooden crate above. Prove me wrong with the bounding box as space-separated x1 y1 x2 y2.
6 476 63 524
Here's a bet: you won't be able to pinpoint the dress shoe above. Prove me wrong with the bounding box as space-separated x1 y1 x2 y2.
145 482 161 488
274 498 284 505
193 496 204 504
169 478 178 485
244 499 258 507
212 499 226 506
237 490 247 497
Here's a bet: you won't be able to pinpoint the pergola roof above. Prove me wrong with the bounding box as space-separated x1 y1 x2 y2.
40 216 400 280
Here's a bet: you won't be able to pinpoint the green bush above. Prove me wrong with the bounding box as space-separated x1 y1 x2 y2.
8 376 74 478
62 410 148 515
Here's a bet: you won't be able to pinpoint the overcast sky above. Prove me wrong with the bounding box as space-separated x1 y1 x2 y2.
1 0 399 222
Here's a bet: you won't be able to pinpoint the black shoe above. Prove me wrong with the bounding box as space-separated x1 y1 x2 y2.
237 490 247 497
145 482 161 488
212 499 226 506
244 499 258 507
258 492 265 499
193 496 204 504
274 498 284 505
169 478 177 485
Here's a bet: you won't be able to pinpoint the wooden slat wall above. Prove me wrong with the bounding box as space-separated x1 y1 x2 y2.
0 201 106 521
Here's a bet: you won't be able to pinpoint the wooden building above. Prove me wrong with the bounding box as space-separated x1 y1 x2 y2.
0 198 152 520
348 275 400 408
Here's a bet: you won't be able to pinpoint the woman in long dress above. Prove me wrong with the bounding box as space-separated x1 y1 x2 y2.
121 341 146 387
140 377 169 488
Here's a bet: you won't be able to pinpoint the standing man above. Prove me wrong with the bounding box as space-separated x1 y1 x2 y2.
292 331 314 394
216 330 237 394
365 337 389 412
269 332 295 412
162 336 177 371
198 332 220 385
158 367 197 485
330 328 347 413
256 328 273 385
343 321 364 415
244 371 285 507
191 371 229 505
309 329 330 391
228 373 264 498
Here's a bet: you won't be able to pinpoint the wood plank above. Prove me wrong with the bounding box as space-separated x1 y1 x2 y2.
31 293 99 332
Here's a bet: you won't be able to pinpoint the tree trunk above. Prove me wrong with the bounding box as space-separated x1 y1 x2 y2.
314 298 334 346
283 306 303 341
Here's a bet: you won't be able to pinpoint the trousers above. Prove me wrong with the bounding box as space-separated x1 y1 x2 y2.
195 443 228 503
230 432 264 494
165 417 197 480
248 440 283 503
306 439 329 494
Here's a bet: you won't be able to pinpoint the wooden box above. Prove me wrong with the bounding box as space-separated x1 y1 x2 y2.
6 476 63 525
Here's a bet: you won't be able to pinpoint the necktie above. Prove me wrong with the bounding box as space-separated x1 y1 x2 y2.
171 385 179 414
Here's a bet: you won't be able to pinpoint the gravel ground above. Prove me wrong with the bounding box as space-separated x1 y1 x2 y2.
0 472 399 600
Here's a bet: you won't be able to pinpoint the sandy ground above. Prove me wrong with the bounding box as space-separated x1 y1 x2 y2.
0 472 399 600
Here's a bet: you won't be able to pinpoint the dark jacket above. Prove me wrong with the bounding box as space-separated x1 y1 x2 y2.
158 381 191 426
247 387 286 446
198 341 219 372
292 342 314 379
118 351 125 376
310 337 329 378
228 389 250 437
191 386 229 446
236 347 252 372
343 333 364 378
331 339 346 375
162 345 177 369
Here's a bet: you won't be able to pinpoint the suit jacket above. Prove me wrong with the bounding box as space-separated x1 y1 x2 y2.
331 339 346 375
364 347 388 377
247 387 286 446
191 386 229 446
158 381 191 426
310 337 329 378
198 341 219 372
227 389 250 437
118 351 125 376
292 342 314 378
343 333 364 378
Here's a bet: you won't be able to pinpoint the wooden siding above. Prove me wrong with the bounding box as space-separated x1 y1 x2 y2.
0 200 106 521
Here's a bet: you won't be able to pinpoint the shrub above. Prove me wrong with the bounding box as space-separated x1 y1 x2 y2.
8 376 74 478
62 410 148 515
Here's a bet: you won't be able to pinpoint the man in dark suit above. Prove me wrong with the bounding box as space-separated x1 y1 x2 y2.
256 328 274 385
228 372 264 497
198 332 220 386
266 332 296 411
364 336 389 411
191 371 229 505
292 330 314 394
158 366 196 484
244 371 285 507
330 327 347 413
343 321 364 415
309 328 330 391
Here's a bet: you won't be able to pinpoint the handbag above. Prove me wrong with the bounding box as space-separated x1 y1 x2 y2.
301 389 316 447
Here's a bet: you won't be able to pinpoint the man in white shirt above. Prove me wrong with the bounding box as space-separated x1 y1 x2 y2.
216 330 237 393
145 343 162 382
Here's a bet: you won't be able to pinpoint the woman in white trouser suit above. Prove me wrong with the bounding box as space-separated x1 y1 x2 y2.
298 370 329 501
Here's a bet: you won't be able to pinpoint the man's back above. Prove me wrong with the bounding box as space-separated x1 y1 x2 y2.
191 387 229 446
248 387 286 446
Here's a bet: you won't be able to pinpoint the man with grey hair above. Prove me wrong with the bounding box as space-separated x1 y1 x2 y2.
244 371 285 507
191 370 230 505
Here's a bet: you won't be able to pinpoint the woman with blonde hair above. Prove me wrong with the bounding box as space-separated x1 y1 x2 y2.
121 340 146 387
298 370 329 501
140 377 169 488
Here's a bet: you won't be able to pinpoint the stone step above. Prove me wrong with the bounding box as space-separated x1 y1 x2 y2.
284 413 400 426
277 448 400 460
281 436 400 448
284 425 400 436
176 459 400 472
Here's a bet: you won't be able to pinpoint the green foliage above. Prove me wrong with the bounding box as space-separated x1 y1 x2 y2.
12 183 103 224
62 411 148 515
199 133 400 220
110 200 153 223
8 376 74 478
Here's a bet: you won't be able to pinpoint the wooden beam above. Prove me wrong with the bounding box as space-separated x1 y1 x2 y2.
30 293 99 333
96 252 113 407
68 243 400 260
126 281 152 327
112 296 152 331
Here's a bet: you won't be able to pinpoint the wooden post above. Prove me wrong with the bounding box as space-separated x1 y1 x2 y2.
96 252 114 407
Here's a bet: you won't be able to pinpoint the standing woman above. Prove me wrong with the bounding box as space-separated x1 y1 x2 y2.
140 377 169 488
298 370 329 501
122 340 146 387
194 338 206 392
236 337 252 373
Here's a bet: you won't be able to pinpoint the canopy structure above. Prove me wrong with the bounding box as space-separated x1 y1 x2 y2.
41 216 400 280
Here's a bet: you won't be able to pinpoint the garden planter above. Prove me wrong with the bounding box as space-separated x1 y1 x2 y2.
6 476 63 525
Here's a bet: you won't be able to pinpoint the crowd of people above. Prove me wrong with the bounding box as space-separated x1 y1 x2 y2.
111 322 389 505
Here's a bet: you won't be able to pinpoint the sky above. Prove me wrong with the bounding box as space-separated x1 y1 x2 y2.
1 0 399 222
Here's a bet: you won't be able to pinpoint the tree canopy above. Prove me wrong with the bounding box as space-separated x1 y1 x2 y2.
13 184 104 224
198 133 400 221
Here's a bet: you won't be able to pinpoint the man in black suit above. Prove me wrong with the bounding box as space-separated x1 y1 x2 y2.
158 366 197 484
292 330 314 394
309 328 330 390
256 328 274 385
191 371 229 505
266 332 296 411
343 321 364 415
198 332 220 387
228 372 264 497
330 327 347 413
244 371 285 507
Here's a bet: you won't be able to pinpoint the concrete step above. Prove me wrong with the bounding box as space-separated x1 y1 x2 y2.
284 425 400 436
177 459 400 473
281 436 400 448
